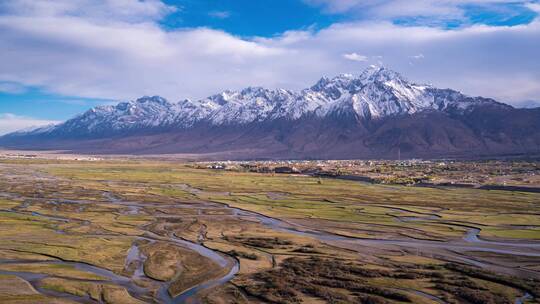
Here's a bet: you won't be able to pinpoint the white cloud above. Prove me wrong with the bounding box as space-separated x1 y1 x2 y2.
0 0 538 106
0 0 177 23
410 54 425 59
303 0 534 23
343 52 368 62
0 113 60 135
514 99 540 108
304 0 466 17
526 2 540 14
208 11 231 19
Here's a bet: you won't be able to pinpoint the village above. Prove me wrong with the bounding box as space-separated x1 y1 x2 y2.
195 158 540 188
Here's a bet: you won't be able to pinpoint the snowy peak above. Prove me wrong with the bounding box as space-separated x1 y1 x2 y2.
311 66 406 91
307 66 432 119
309 73 362 100
309 66 416 104
114 95 173 113
135 95 169 105
47 95 179 136
359 65 405 83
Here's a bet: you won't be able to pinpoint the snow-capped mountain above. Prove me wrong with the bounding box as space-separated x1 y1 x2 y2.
43 96 179 136
2 66 538 159
19 66 507 137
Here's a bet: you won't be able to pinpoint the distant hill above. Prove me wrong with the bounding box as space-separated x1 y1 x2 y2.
2 66 540 159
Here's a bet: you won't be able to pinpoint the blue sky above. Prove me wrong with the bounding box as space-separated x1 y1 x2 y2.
160 0 342 36
0 0 539 134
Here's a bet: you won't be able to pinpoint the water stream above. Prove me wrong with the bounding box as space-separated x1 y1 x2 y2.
0 259 149 303
2 181 539 303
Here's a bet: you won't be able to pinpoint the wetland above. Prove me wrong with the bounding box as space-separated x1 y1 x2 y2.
0 158 539 303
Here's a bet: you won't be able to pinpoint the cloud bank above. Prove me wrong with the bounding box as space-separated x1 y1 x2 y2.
0 0 538 106
0 113 59 135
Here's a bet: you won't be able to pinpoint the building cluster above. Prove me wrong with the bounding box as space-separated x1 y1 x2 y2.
0 153 103 161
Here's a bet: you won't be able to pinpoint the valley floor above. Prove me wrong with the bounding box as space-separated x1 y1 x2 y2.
0 158 539 304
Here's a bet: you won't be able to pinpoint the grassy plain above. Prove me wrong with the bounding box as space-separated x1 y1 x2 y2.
47 161 540 240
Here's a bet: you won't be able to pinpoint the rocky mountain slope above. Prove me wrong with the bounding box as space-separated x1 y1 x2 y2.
2 66 539 159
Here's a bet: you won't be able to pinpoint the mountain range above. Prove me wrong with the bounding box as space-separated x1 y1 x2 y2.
2 66 540 159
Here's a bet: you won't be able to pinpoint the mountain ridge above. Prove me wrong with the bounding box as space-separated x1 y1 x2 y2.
1 66 538 159
8 66 511 136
